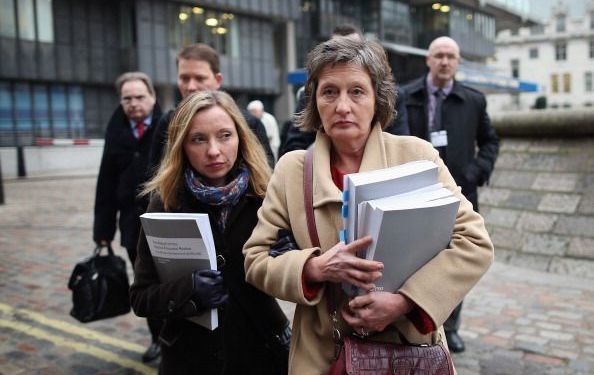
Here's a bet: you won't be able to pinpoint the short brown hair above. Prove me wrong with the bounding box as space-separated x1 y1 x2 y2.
176 43 220 74
332 24 362 38
115 71 155 97
295 37 396 132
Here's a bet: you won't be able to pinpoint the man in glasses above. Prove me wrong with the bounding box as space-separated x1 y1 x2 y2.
93 71 163 363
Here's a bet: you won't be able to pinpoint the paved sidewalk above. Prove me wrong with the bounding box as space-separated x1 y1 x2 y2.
0 175 593 374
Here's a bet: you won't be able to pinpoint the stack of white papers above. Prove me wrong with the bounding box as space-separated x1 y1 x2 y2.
342 161 460 295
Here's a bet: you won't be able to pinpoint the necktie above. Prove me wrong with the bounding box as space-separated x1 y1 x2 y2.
135 121 145 139
432 89 445 132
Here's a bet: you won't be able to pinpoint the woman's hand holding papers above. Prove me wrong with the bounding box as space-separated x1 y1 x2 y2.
303 236 383 291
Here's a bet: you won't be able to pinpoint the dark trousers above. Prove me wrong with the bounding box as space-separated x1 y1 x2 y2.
127 246 163 342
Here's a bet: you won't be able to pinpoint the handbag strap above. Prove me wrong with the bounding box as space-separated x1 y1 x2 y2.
94 244 115 256
302 145 343 355
303 146 320 248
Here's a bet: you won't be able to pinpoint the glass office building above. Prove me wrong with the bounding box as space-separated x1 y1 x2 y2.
294 0 530 86
0 0 299 146
0 0 530 147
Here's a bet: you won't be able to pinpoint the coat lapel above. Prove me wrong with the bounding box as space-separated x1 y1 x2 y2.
311 125 388 208
312 131 342 208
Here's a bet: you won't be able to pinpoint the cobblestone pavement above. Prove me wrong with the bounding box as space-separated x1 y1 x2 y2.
1 176 593 374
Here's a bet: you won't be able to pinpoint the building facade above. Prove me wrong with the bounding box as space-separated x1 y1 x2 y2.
294 0 531 88
0 0 299 147
488 1 594 111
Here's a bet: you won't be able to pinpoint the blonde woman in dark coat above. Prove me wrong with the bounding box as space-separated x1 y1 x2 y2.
130 91 290 375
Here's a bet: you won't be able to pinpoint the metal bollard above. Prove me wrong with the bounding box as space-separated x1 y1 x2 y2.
17 145 26 178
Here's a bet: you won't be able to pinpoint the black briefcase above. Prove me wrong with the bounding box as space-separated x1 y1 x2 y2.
68 245 131 323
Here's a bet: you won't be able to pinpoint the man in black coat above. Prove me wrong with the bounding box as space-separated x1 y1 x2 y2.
148 43 274 173
402 36 499 353
93 72 163 363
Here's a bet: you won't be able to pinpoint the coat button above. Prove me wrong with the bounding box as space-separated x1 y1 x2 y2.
168 300 175 312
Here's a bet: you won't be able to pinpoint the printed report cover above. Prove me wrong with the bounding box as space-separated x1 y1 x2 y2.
140 212 218 330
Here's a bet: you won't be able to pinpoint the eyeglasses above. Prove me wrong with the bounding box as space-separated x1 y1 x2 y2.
120 95 147 104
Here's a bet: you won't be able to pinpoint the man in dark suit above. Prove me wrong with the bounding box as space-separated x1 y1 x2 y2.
402 36 499 353
93 72 163 363
148 43 274 172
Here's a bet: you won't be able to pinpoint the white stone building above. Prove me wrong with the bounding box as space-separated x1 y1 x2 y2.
487 1 594 111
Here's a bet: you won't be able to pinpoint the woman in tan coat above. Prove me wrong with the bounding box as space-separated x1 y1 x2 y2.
243 37 494 374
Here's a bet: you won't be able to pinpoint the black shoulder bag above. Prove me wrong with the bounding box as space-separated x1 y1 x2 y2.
68 245 131 323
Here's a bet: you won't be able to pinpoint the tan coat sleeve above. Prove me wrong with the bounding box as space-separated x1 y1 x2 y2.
396 140 494 329
243 152 324 306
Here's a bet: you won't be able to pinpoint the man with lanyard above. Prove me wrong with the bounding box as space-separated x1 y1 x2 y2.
93 71 163 363
402 36 499 353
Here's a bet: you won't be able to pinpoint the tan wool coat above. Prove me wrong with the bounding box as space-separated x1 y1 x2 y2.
243 124 494 375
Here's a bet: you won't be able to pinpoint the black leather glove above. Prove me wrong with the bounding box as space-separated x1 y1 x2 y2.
191 269 228 311
268 323 291 373
269 229 298 258
277 323 292 350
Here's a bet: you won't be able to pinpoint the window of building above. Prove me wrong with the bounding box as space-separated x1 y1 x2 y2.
68 86 85 137
0 82 85 146
590 39 594 59
17 0 35 40
563 73 571 93
416 4 449 39
50 85 68 133
36 0 54 42
591 11 594 29
510 28 519 36
551 74 559 93
586 72 593 92
381 0 412 45
170 5 237 56
15 84 32 133
32 85 50 137
1 0 53 42
555 42 567 60
0 83 14 146
511 59 519 78
0 0 16 38
529 47 538 59
530 25 544 35
556 15 566 32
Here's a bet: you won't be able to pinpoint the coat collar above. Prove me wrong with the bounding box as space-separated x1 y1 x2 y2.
311 124 387 207
407 74 467 103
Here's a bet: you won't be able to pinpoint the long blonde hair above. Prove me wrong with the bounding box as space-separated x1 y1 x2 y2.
143 91 271 210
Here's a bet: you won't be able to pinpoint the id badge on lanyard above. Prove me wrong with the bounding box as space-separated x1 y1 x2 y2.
430 130 448 148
